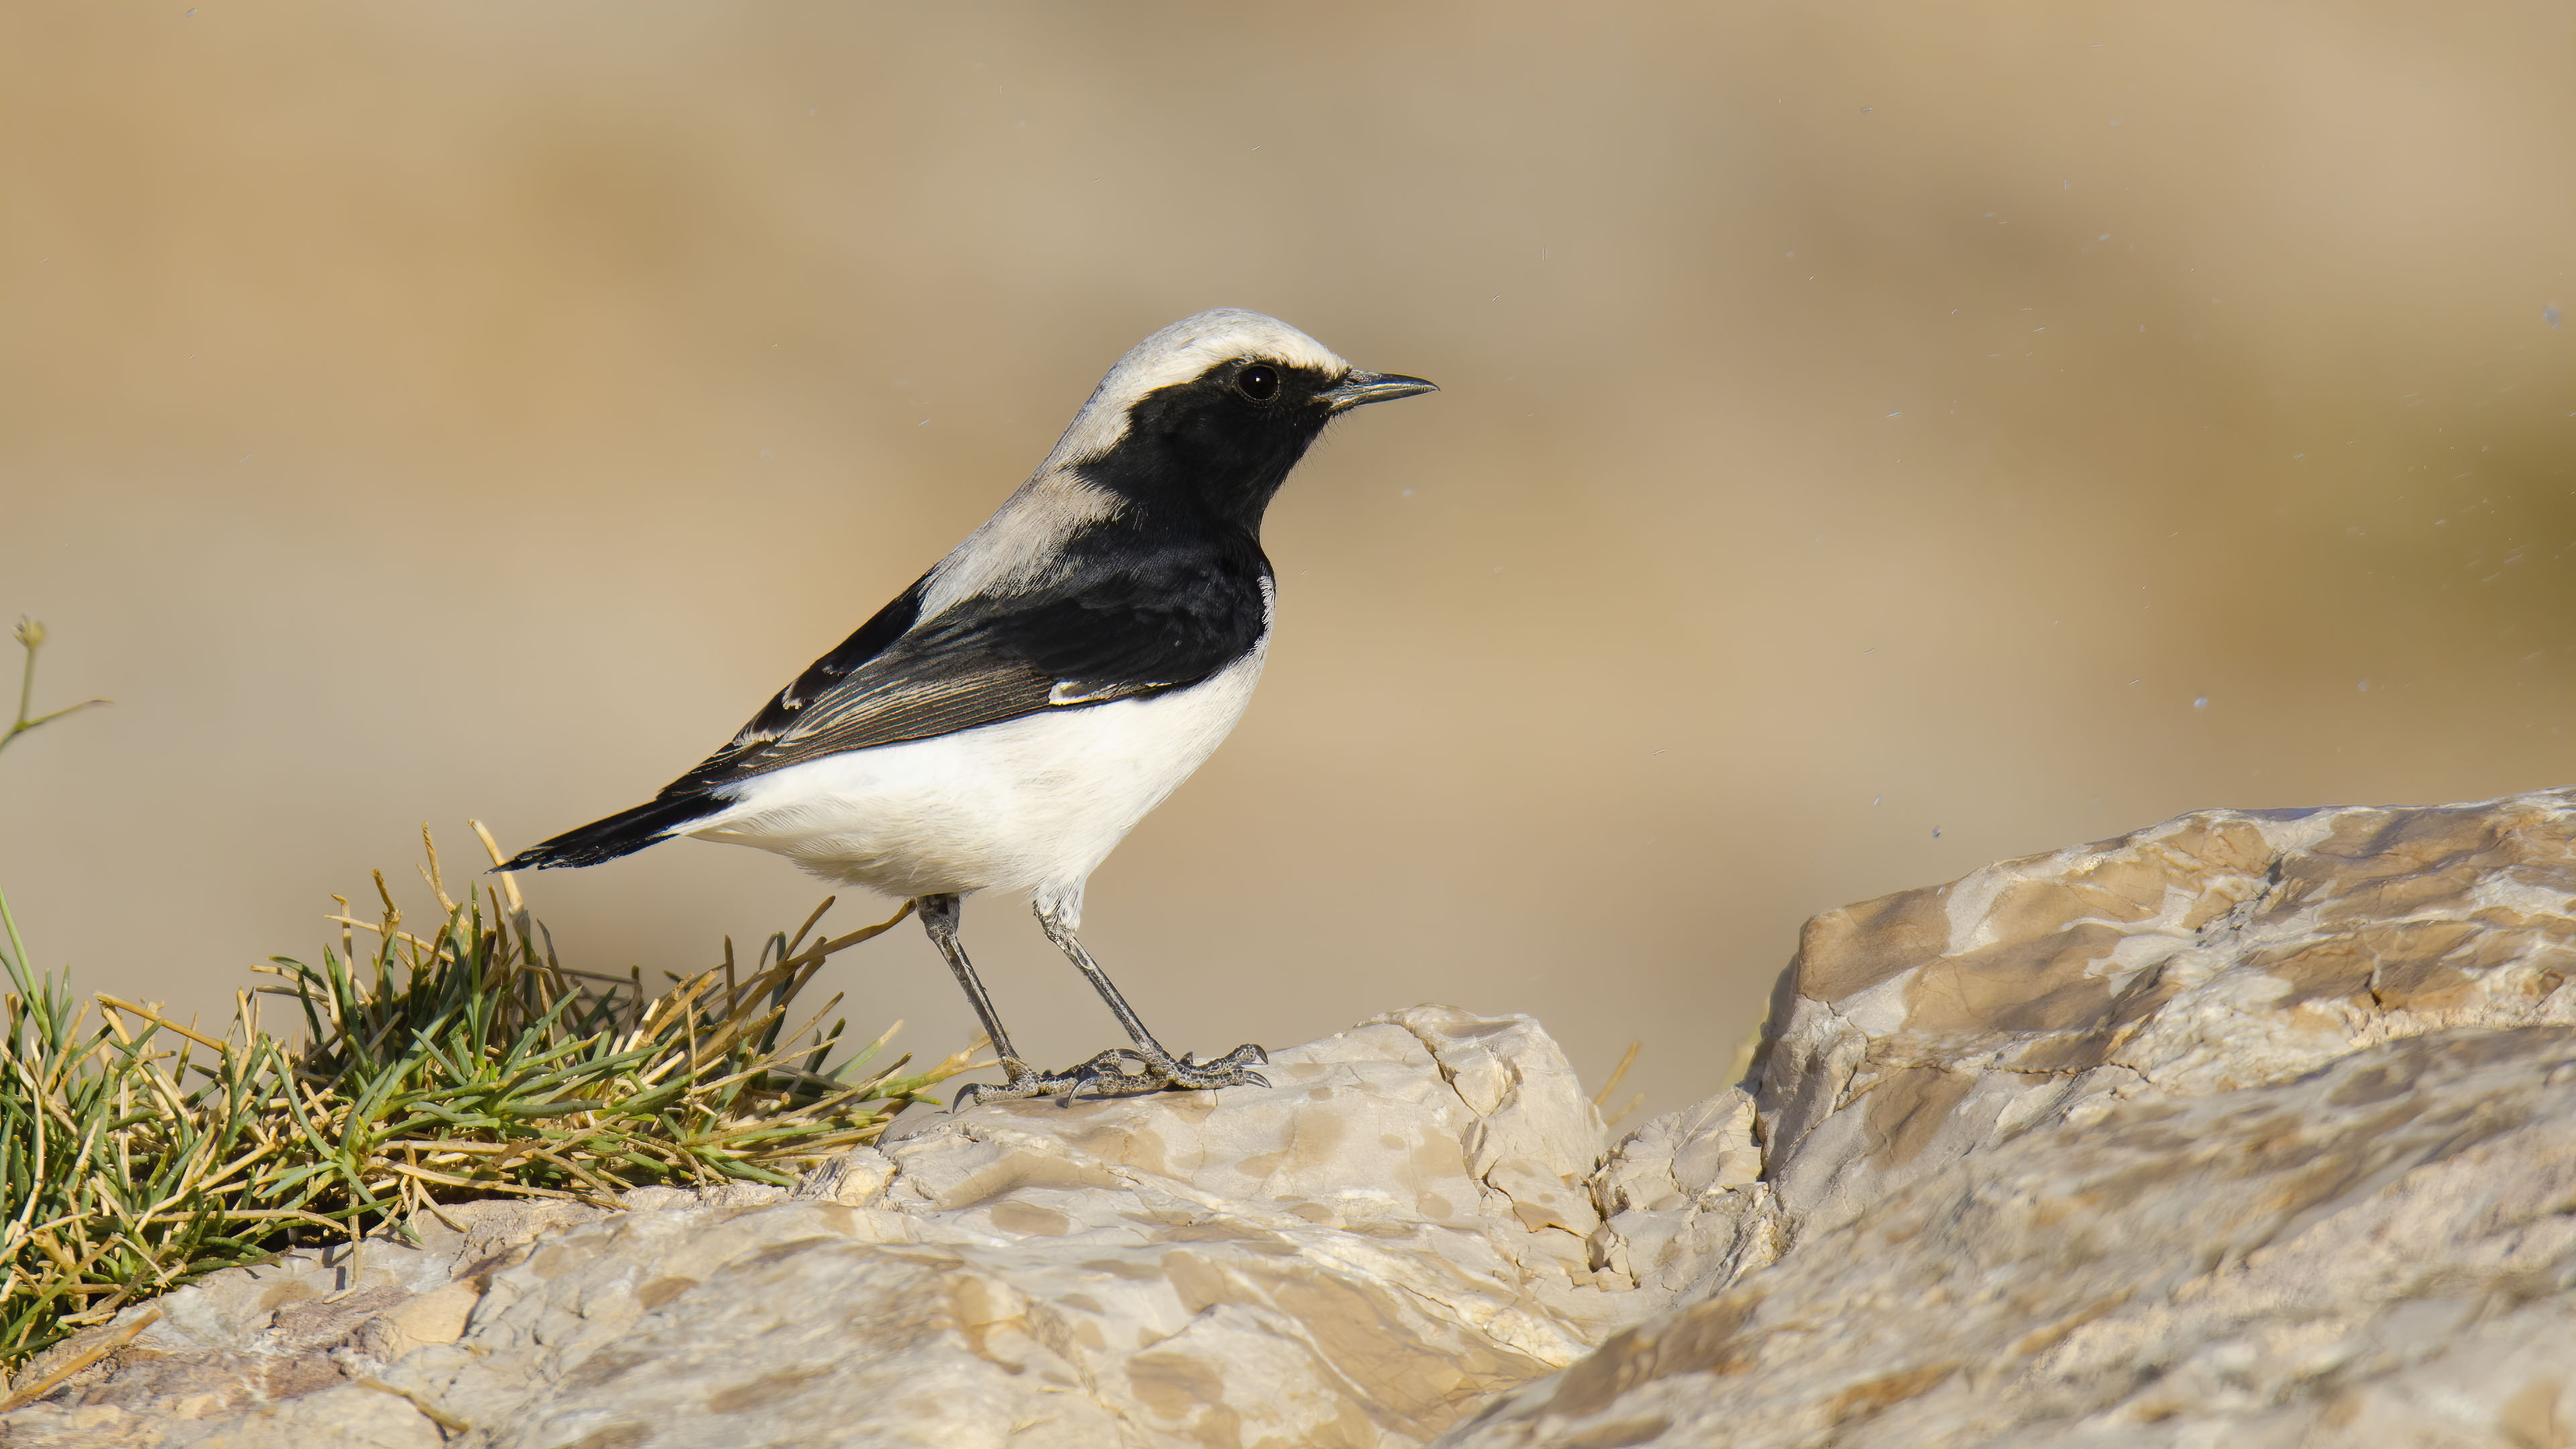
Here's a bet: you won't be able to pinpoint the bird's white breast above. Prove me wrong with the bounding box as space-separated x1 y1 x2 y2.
688 641 1269 923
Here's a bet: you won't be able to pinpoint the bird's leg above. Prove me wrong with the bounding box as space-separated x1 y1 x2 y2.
1032 901 1268 1098
920 893 1165 1107
918 894 1046 1108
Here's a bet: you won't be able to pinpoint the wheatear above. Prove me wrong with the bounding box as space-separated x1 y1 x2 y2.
501 309 1435 1102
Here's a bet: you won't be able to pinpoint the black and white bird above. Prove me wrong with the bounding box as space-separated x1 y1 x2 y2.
499 309 1435 1104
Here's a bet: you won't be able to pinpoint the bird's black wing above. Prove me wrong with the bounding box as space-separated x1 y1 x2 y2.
498 529 1269 872
674 531 1271 789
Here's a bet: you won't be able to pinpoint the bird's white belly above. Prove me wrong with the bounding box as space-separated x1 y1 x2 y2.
689 646 1266 916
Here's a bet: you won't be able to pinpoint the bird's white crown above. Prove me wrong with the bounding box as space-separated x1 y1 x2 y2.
1040 309 1350 471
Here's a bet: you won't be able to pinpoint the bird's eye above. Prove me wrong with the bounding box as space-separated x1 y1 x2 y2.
1234 363 1280 402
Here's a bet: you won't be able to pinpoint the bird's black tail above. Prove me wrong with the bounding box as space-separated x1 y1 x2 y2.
495 793 722 872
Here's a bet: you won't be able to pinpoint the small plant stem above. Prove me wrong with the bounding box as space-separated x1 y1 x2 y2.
0 879 30 985
1 619 110 766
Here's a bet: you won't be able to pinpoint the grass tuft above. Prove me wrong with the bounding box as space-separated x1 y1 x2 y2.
0 623 975 1377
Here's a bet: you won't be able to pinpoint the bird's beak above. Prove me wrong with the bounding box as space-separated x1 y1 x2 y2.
1318 369 1439 413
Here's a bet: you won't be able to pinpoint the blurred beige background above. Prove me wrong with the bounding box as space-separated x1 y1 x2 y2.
2 2 2569 1120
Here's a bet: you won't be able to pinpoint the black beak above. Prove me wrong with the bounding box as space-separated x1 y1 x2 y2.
1318 369 1439 413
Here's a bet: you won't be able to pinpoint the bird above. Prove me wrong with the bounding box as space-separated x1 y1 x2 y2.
497 309 1436 1104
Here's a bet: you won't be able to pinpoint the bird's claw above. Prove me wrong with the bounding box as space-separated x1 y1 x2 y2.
1120 1041 1268 1093
1189 1042 1269 1075
950 1042 1273 1108
1167 1042 1270 1089
1058 1048 1155 1104
951 1065 1034 1110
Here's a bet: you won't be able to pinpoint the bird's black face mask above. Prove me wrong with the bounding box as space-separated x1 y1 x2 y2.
1074 359 1347 532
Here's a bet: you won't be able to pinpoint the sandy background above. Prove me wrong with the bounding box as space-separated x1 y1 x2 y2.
3 2 2569 1119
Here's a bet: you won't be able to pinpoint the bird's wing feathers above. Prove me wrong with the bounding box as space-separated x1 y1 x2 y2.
675 536 1269 790
720 574 931 751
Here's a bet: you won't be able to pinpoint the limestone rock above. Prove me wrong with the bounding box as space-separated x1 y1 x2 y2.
1446 789 2576 1448
1582 1089 1773 1313
4 1006 1638 1448
18 791 2575 1447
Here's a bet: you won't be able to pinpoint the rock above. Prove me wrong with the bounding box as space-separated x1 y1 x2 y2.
1582 1089 1772 1313
0 1197 618 1448
4 1006 1639 1448
1445 788 2576 1448
17 791 2574 1448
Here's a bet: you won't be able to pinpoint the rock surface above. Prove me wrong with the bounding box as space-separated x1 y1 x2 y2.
10 790 2573 1448
3 1007 1633 1448
1451 788 2576 1448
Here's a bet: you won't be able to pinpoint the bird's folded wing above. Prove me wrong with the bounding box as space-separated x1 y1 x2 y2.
672 564 1260 789
712 647 1071 772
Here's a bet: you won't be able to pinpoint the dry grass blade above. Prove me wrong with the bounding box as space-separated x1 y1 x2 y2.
0 1309 158 1412
1593 1040 1647 1131
1591 1040 1643 1112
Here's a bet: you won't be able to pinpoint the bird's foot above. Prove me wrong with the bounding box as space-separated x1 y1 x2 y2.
949 1044 1270 1108
1064 1042 1270 1100
950 1058 1055 1109
1169 1042 1271 1089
